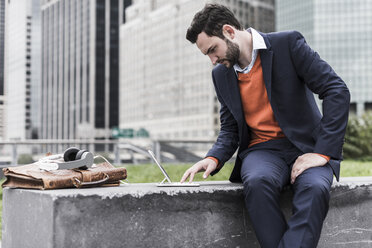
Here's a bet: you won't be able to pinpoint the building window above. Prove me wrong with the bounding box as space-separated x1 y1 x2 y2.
349 102 357 114
365 102 372 111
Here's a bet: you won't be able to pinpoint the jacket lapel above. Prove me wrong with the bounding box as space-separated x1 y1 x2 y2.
223 68 245 123
260 33 273 101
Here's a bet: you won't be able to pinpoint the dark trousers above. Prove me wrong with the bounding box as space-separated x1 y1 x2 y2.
240 138 333 248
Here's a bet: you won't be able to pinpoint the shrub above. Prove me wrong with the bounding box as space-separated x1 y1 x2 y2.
17 154 34 164
343 112 372 160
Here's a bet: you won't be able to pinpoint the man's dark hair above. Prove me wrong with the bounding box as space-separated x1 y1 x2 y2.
186 4 243 44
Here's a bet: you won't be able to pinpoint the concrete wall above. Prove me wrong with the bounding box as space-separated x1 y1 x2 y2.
2 178 372 248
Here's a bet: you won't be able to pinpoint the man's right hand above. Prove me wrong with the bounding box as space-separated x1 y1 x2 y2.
180 158 218 183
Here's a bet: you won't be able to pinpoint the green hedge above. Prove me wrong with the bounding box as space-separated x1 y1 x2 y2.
343 112 372 160
17 154 34 164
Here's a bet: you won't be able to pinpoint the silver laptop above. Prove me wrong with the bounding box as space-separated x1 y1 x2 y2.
148 150 200 187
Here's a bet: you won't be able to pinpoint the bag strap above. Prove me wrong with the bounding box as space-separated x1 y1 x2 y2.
72 173 109 188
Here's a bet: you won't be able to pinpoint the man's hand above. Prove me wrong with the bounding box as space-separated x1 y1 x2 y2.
180 158 218 183
291 153 328 184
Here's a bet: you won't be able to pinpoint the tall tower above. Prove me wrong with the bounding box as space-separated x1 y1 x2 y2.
0 0 5 140
119 0 275 140
40 0 130 141
276 0 372 115
4 0 41 140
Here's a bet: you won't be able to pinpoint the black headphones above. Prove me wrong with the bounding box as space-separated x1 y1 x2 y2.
64 147 88 161
60 147 94 170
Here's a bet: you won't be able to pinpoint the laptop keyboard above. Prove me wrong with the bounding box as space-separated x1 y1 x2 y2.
157 182 200 187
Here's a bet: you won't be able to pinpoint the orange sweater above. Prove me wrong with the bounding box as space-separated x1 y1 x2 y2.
207 53 329 166
238 54 285 147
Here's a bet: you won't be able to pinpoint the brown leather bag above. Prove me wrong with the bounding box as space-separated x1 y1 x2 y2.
2 162 127 190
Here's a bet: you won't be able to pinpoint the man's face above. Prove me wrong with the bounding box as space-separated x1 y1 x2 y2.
196 31 240 68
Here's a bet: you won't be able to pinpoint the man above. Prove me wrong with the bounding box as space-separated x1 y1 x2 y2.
181 4 350 248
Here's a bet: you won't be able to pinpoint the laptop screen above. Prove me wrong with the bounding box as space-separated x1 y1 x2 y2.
148 150 172 183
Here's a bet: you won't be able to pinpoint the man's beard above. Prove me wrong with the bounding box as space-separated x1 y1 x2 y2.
218 38 240 68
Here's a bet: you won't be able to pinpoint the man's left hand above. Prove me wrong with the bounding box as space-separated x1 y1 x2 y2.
291 153 328 184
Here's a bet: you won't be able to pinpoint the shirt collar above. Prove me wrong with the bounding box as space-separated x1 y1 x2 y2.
250 27 267 50
233 28 266 72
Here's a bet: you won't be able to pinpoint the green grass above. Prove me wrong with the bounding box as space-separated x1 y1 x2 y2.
123 162 235 183
123 160 372 183
0 160 371 240
340 160 372 177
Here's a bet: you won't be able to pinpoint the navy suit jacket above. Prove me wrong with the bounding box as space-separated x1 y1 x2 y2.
206 30 350 182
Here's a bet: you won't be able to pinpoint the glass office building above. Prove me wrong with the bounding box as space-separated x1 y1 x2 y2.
40 0 131 141
0 0 5 139
4 0 41 140
120 0 275 140
0 0 4 96
276 0 372 115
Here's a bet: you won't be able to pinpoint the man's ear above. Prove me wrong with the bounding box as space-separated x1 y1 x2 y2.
222 24 235 40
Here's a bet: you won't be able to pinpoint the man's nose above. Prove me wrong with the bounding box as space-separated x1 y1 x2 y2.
208 54 218 65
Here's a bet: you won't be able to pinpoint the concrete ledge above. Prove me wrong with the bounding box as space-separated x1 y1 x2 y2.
2 177 372 248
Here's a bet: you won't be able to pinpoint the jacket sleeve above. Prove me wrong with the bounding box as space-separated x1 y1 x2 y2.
206 70 239 171
288 31 350 160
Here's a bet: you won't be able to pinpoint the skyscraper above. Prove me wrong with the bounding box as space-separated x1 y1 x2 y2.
4 0 41 140
40 0 130 141
120 0 275 140
276 0 372 115
0 0 5 140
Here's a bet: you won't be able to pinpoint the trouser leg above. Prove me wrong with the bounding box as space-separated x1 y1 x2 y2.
279 164 333 248
241 150 290 248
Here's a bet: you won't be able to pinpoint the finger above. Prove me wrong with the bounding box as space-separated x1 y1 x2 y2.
295 167 307 178
292 166 307 184
203 165 214 179
291 169 296 184
291 166 298 184
189 171 196 183
291 159 300 184
180 170 190 183
292 171 301 184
